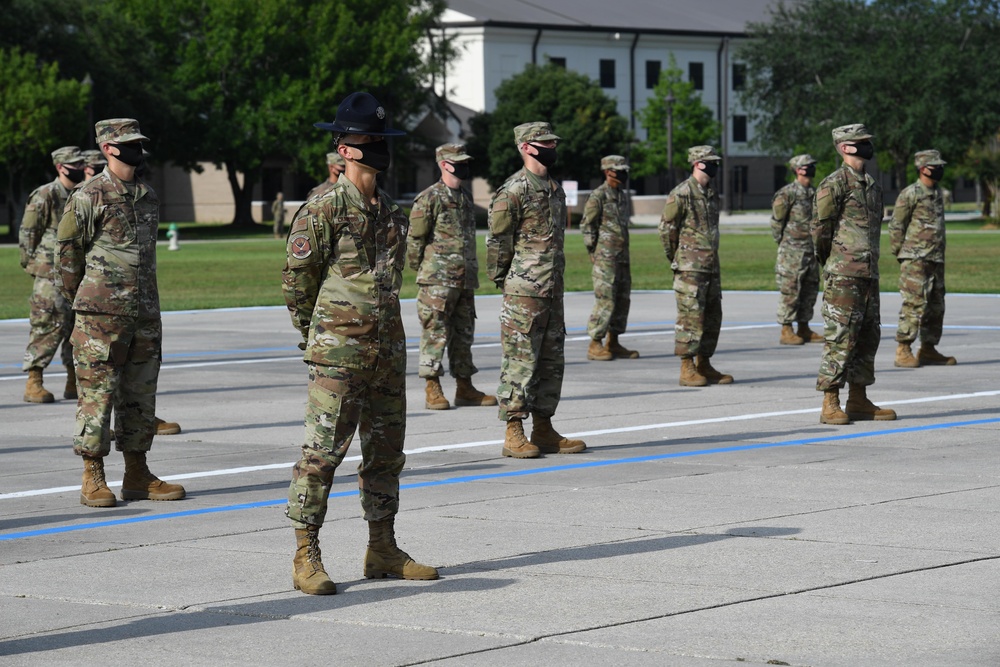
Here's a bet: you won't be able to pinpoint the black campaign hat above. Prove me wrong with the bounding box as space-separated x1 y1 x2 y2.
314 92 406 136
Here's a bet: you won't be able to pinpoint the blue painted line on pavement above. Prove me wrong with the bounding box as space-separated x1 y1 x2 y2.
3 416 997 542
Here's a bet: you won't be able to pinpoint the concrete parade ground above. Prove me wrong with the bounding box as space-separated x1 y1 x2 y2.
1 290 998 666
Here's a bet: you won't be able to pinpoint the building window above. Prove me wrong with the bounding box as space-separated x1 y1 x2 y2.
645 60 661 89
600 59 616 88
732 63 746 90
774 165 788 191
733 115 748 143
688 62 704 90
549 56 566 68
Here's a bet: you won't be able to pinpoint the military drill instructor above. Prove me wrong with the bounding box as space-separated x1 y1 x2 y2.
890 149 956 368
582 154 640 362
811 123 896 425
57 118 186 508
487 121 587 459
771 153 823 346
408 143 496 411
19 146 87 404
305 151 346 200
659 145 734 388
283 92 437 596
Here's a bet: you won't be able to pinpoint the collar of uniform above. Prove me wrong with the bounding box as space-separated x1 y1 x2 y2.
337 173 397 216
914 179 938 197
104 168 149 200
53 177 70 199
686 174 710 196
522 167 556 193
843 162 870 184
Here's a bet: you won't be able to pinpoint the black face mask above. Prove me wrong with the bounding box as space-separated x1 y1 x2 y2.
699 162 719 179
925 165 944 182
64 166 87 184
529 143 557 168
448 162 471 181
612 170 629 183
850 141 874 161
110 142 144 167
344 140 391 172
802 165 816 178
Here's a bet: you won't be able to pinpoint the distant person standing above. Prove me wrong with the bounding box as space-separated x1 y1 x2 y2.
581 154 639 361
659 145 733 387
487 121 586 459
811 124 896 425
890 149 956 368
306 152 346 200
272 192 286 238
19 146 86 403
770 154 823 346
408 143 496 410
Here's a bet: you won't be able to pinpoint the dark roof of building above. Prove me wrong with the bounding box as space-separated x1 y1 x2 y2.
442 0 786 35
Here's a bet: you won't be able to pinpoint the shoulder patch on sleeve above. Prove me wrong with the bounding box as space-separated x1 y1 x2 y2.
492 199 508 212
289 233 312 260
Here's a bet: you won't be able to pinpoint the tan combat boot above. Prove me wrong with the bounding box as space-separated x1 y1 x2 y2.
501 419 540 458
530 414 586 454
454 377 497 407
364 517 438 580
894 342 920 368
696 356 734 385
424 377 451 410
607 333 639 359
155 417 182 435
679 357 708 386
80 456 117 507
779 324 804 345
64 364 78 400
820 388 850 425
293 525 337 595
121 451 186 500
917 344 957 366
797 322 824 343
845 384 897 421
23 368 54 403
587 338 613 361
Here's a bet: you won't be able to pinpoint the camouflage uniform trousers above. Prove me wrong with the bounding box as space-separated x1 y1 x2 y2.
895 259 945 345
287 356 406 529
497 294 565 422
673 271 722 359
22 274 74 372
775 248 819 325
71 313 161 457
587 259 631 340
816 275 880 391
415 284 478 379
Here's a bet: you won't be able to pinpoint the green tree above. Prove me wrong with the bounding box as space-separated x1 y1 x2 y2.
466 63 631 190
632 54 721 184
738 0 1000 188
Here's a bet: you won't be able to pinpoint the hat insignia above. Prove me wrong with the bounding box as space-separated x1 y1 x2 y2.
376 107 386 120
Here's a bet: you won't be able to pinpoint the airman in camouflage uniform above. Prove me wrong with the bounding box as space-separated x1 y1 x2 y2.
811 124 896 425
582 154 639 362
283 92 436 596
19 146 86 404
487 121 586 459
305 152 345 200
890 149 955 369
771 154 823 346
408 143 496 410
659 145 734 388
57 119 186 509
271 192 286 238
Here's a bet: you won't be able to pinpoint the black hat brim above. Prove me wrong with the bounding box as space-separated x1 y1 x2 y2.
314 122 406 137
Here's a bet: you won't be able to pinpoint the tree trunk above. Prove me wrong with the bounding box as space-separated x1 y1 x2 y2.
225 162 260 228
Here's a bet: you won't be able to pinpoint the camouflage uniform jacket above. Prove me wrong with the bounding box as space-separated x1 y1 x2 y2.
889 180 945 262
19 177 72 278
407 180 479 289
486 167 567 297
306 180 336 201
581 181 630 264
658 176 720 273
57 168 160 318
282 177 408 369
811 164 883 278
770 180 815 250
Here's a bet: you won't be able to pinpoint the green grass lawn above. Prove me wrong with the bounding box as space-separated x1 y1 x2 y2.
1 223 997 320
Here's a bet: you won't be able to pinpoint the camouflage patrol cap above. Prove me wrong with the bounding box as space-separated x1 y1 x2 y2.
831 124 873 144
513 122 560 145
51 146 84 166
81 149 106 167
326 152 345 167
788 154 817 169
600 155 630 171
688 145 722 164
914 149 946 168
436 143 473 163
95 118 149 146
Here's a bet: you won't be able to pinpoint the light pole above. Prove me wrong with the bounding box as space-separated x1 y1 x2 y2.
665 91 675 191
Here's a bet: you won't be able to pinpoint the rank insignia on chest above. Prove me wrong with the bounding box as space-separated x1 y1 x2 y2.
290 234 312 260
